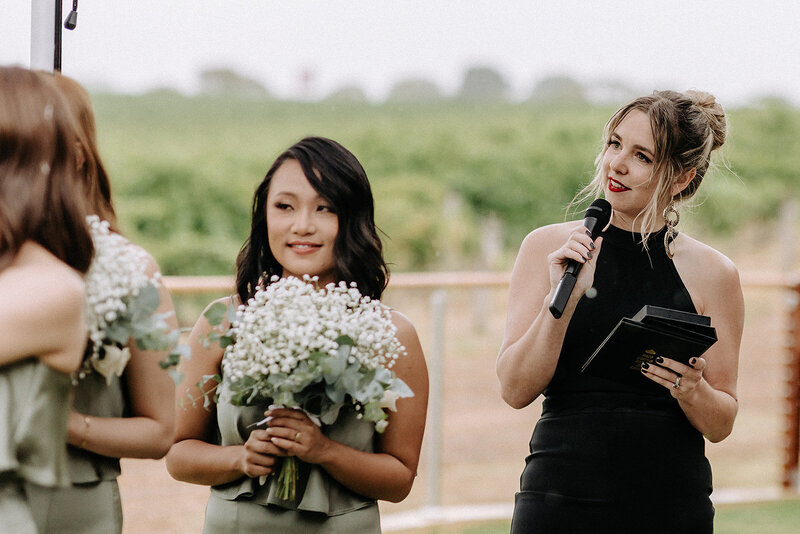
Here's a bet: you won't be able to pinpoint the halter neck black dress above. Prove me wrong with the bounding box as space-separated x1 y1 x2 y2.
510 225 713 534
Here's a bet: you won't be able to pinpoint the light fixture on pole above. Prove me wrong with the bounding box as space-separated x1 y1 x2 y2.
30 0 79 72
64 0 78 30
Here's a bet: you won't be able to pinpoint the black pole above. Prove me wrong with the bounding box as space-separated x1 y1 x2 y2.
54 0 62 71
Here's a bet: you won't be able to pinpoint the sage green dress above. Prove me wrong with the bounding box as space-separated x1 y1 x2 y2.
204 385 381 534
25 371 125 534
0 358 72 534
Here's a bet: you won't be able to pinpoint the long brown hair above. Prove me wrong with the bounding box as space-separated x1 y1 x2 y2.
0 67 94 273
52 73 119 231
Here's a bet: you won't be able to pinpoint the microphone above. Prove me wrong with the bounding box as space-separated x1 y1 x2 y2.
548 198 612 319
64 0 78 30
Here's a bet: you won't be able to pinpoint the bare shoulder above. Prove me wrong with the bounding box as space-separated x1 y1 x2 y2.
181 296 239 379
5 243 85 309
0 244 86 371
676 234 741 285
388 310 420 344
208 295 239 308
674 234 742 316
136 245 162 278
388 309 426 367
389 308 412 329
521 221 580 251
513 220 581 271
387 309 428 400
193 295 240 333
40 261 85 302
117 238 163 279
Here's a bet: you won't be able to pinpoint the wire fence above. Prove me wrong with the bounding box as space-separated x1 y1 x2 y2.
162 270 800 499
115 270 800 532
128 272 800 534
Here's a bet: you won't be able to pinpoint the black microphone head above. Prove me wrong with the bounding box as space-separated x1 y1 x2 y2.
583 198 612 238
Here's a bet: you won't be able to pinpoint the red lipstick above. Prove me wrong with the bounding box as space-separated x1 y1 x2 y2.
607 178 630 193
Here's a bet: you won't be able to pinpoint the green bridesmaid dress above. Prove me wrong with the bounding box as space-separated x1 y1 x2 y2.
203 384 381 534
0 358 72 534
25 371 126 534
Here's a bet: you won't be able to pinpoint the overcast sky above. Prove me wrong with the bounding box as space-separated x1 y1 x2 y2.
3 1 799 105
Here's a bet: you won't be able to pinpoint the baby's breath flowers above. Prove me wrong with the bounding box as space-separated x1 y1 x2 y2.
80 216 186 384
206 275 413 500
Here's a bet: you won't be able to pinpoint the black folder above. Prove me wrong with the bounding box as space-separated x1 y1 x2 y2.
580 305 717 381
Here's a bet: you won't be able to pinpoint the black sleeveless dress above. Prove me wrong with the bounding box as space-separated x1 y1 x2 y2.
510 225 714 534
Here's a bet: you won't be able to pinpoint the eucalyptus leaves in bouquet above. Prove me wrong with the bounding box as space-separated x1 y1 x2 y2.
81 216 188 384
202 275 413 500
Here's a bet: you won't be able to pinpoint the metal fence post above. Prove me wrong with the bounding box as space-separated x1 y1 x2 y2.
783 280 800 491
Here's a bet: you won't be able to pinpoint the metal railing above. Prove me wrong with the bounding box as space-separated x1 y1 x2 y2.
162 271 800 494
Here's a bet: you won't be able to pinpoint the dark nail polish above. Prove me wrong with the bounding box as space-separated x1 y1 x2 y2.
690 358 697 366
587 251 593 259
655 356 663 364
590 242 596 250
641 362 650 370
586 229 592 236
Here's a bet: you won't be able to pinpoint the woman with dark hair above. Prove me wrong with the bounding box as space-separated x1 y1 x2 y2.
167 137 428 533
0 66 94 533
24 74 177 534
234 137 389 303
497 90 742 533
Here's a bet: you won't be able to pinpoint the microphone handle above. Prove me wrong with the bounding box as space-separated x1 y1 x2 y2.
548 271 577 319
547 213 605 319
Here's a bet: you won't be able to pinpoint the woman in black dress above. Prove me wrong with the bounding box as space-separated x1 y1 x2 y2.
497 90 743 533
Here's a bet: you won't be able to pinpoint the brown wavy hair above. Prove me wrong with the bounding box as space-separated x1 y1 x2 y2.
0 67 93 272
52 74 119 232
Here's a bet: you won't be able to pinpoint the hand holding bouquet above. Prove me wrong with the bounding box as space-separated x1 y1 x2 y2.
207 275 413 500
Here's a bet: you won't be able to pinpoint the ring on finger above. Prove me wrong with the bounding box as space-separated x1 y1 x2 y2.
294 431 302 442
672 376 681 389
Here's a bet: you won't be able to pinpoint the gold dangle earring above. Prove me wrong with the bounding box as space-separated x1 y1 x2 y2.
663 201 680 258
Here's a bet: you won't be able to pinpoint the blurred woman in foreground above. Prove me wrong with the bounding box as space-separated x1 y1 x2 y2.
0 66 93 534
25 74 178 534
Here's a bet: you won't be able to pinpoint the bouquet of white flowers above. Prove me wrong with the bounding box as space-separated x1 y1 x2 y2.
80 216 186 384
204 275 413 500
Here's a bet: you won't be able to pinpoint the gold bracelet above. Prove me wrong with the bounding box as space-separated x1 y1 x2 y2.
79 415 91 449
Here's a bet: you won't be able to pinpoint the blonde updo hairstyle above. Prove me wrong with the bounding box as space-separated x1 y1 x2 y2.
577 89 727 242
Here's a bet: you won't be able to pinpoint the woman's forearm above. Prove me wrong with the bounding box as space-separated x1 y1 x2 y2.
496 292 571 409
315 439 417 503
67 412 173 459
678 380 738 442
166 440 248 486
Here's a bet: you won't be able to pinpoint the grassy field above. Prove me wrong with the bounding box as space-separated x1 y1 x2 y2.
91 93 800 277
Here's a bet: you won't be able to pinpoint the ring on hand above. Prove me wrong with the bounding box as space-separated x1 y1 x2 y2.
294 432 302 442
673 376 682 389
